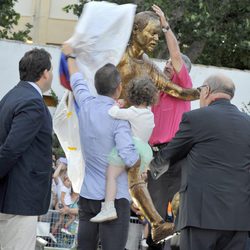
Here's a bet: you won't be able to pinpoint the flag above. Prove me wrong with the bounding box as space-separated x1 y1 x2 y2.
59 53 72 91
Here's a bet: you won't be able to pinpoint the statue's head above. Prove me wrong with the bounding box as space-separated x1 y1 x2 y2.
132 11 161 53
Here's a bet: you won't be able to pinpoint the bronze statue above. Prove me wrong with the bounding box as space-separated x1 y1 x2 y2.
117 11 200 100
121 11 199 243
59 9 199 244
128 161 174 243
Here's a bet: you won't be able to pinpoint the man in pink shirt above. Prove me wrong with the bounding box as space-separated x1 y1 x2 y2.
150 55 192 146
147 5 193 249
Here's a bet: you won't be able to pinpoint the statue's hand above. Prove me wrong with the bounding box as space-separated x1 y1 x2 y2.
185 88 200 100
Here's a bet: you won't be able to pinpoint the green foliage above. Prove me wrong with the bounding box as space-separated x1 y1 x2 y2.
242 102 250 115
50 88 59 106
52 133 65 158
0 0 32 41
63 0 249 70
63 0 86 17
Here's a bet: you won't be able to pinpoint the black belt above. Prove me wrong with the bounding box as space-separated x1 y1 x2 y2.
151 142 168 152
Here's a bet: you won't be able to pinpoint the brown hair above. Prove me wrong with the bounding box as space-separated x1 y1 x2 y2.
19 48 51 82
94 63 121 96
125 77 158 106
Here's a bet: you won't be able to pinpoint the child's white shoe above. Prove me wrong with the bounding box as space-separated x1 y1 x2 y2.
61 228 72 236
49 233 57 243
36 237 48 246
90 201 118 223
141 238 148 249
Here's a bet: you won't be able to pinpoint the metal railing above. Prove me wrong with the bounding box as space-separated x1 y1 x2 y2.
36 211 144 250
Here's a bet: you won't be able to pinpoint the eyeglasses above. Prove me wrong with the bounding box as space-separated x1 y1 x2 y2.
197 85 208 93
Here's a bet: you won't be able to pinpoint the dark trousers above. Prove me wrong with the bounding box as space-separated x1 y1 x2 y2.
148 143 182 219
77 197 130 250
147 149 182 250
180 227 248 250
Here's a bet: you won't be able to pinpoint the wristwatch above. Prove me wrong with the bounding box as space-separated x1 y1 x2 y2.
65 54 76 60
162 26 170 33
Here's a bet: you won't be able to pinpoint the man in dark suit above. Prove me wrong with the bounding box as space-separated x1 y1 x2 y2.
0 48 53 250
150 74 250 250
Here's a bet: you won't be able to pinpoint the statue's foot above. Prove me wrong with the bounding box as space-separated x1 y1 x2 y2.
151 222 174 244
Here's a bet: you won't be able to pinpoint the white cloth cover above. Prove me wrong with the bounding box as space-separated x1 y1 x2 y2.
67 1 136 95
53 91 84 193
54 2 136 192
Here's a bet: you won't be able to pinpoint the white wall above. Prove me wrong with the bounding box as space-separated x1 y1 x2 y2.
15 0 34 16
15 0 78 20
190 64 250 110
0 40 65 102
49 0 78 20
0 39 249 112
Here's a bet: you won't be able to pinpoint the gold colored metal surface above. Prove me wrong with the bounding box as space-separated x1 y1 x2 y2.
128 161 174 243
171 192 180 218
121 12 194 242
117 13 200 101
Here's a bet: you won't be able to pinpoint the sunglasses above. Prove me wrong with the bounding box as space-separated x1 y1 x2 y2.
197 85 209 93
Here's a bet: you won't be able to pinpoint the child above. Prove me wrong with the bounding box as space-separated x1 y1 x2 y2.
60 176 77 234
53 157 68 209
90 77 158 223
52 175 77 235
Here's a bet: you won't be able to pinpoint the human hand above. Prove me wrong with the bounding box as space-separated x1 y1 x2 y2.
149 156 170 180
131 202 142 216
117 99 126 108
57 162 67 171
152 4 169 28
62 43 74 56
59 206 70 215
140 171 148 182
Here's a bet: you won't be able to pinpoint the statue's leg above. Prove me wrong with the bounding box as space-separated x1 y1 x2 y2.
128 163 174 243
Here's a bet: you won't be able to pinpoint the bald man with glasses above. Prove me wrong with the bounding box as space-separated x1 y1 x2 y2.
150 74 250 250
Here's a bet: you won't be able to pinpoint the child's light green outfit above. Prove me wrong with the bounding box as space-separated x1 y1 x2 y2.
108 105 155 172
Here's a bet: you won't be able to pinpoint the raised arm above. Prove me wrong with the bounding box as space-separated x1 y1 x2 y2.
53 163 63 184
152 4 182 72
61 43 94 105
60 191 66 207
151 5 199 100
